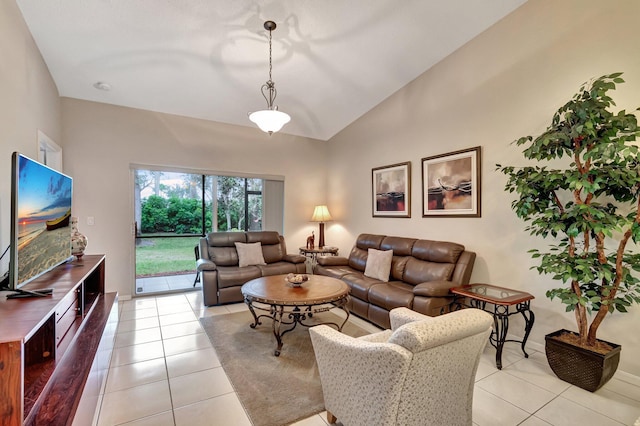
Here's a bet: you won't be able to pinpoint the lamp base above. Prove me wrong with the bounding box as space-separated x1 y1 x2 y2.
318 222 326 248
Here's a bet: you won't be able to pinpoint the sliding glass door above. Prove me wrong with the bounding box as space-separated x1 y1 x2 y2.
134 169 265 296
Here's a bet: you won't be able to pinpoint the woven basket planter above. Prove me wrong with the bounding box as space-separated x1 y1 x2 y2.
545 329 621 392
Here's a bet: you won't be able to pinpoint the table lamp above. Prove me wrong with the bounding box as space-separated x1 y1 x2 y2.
311 205 332 248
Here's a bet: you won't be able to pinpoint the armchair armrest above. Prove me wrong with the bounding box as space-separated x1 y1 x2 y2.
196 258 217 272
283 254 306 264
317 256 349 266
309 325 411 426
389 307 432 330
413 280 454 297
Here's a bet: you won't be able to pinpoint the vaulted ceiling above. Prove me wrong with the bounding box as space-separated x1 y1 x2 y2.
16 0 527 140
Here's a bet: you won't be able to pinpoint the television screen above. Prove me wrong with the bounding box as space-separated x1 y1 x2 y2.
9 153 73 289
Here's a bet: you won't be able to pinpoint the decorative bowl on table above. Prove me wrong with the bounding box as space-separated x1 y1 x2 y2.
285 273 309 287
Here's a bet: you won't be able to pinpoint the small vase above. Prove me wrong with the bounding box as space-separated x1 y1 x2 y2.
70 216 88 258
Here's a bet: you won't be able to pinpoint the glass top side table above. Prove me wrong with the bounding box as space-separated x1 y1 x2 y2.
450 283 535 369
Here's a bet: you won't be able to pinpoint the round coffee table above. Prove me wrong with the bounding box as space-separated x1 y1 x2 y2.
241 274 350 356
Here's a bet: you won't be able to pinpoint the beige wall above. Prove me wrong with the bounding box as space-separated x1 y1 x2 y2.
61 99 327 300
326 0 640 376
0 0 62 274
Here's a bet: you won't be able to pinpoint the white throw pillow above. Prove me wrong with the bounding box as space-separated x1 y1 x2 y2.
234 242 266 267
364 248 393 282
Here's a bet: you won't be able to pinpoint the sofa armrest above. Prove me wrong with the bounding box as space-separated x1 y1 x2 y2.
413 280 454 297
317 256 349 266
283 254 306 264
196 258 217 272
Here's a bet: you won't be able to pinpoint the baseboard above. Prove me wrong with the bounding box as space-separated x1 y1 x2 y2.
507 332 640 385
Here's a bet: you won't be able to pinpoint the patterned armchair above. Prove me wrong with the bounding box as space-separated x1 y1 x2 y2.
309 307 492 426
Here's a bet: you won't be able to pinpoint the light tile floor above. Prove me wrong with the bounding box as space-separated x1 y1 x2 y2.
96 292 640 425
135 274 200 296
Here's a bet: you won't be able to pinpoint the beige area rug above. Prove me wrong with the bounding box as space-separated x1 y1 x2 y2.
200 309 369 426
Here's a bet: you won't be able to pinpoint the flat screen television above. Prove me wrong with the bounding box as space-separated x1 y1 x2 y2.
9 152 73 289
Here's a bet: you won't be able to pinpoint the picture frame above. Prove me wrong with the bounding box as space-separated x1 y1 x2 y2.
422 146 481 217
372 161 411 218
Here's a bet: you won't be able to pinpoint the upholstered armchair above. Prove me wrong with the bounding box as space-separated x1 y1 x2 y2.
309 307 492 426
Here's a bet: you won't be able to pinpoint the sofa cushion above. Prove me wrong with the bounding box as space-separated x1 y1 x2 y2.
411 240 464 263
341 273 382 301
207 232 246 266
235 242 266 267
403 257 455 285
216 266 261 288
348 234 385 272
314 264 358 279
209 246 239 267
380 236 416 256
391 256 410 281
262 240 285 263
368 282 414 310
246 231 280 245
257 261 301 276
364 248 393 282
347 246 369 272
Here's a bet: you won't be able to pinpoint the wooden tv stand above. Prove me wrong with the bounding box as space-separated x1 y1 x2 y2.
0 255 117 426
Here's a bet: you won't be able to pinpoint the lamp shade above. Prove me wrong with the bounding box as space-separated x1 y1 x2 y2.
311 205 332 222
249 109 291 134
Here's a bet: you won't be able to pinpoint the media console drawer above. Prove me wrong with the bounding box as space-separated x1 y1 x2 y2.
55 288 79 324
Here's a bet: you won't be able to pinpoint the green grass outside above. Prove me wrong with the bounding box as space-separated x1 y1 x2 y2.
135 236 201 277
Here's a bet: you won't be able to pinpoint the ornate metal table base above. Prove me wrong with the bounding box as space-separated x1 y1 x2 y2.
451 284 535 370
244 296 350 356
466 299 534 369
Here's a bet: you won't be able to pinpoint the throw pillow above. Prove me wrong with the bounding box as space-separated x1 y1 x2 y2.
234 242 266 267
364 248 393 282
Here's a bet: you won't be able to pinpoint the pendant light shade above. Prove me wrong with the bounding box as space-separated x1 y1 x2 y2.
249 21 290 135
249 109 290 134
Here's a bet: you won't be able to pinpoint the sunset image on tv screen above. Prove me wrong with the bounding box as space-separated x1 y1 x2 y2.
15 154 72 286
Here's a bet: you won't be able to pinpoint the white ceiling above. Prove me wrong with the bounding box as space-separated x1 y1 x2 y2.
16 0 527 141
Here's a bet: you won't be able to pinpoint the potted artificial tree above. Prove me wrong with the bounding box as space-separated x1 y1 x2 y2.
498 73 640 391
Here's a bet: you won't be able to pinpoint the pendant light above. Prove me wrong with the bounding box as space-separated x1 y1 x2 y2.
248 20 291 135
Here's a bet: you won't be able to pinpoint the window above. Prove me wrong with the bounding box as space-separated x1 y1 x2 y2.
134 171 265 236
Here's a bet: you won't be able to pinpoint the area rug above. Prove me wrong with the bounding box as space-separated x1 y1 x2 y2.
199 310 369 426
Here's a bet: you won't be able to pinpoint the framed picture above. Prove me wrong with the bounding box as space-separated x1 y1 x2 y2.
422 146 481 217
372 162 411 218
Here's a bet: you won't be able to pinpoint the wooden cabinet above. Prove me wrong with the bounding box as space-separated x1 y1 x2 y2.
0 255 117 426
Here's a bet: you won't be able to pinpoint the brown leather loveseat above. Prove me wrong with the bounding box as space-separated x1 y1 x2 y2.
197 231 306 306
314 233 476 328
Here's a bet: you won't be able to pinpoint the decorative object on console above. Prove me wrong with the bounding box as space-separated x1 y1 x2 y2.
310 205 332 247
372 162 411 217
306 231 315 249
70 216 88 258
248 20 291 135
498 73 640 391
422 146 481 217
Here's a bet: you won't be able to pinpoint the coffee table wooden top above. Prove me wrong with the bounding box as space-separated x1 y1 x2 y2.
241 274 348 306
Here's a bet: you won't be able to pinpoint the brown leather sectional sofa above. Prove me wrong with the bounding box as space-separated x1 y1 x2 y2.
197 231 306 306
314 233 476 328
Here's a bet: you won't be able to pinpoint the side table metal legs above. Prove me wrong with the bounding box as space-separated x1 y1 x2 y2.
465 299 535 370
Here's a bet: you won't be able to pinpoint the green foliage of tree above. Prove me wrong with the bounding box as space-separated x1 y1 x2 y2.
497 73 640 348
141 195 171 233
